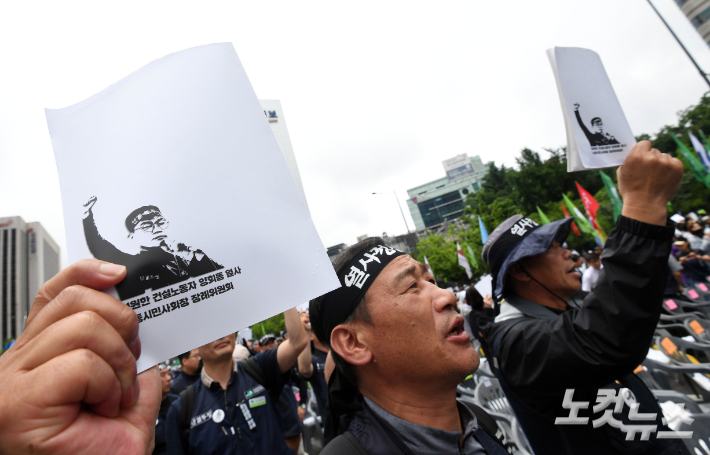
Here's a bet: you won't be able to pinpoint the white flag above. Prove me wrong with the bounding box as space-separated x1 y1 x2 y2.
456 242 473 279
689 132 710 170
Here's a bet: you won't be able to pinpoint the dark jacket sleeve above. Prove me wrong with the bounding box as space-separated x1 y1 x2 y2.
83 212 132 265
165 401 187 455
496 215 673 393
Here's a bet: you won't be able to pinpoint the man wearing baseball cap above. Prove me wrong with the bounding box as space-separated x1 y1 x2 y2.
311 241 509 454
480 141 689 454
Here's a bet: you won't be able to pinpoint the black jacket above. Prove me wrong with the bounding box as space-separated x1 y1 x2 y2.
482 215 689 454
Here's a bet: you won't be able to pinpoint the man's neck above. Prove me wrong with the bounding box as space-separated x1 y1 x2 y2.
360 379 462 433
313 338 329 353
182 365 198 376
162 392 169 402
514 284 569 311
203 357 233 390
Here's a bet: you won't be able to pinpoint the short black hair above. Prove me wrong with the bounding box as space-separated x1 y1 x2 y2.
310 237 382 386
178 351 192 363
591 117 602 126
584 252 600 262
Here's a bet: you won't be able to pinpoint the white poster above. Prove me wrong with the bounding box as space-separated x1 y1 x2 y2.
474 274 492 298
547 47 636 172
45 43 340 372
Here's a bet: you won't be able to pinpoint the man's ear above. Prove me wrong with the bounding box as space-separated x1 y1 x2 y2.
508 262 530 283
330 324 372 367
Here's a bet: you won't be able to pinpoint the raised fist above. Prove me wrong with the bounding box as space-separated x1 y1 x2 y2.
617 141 683 226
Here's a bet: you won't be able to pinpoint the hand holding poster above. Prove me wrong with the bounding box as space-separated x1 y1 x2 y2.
45 43 340 371
547 47 636 171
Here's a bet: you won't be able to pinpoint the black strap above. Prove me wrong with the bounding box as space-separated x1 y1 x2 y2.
461 401 508 450
179 384 196 454
320 432 369 455
239 357 289 411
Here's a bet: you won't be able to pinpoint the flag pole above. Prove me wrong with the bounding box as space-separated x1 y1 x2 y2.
646 0 710 88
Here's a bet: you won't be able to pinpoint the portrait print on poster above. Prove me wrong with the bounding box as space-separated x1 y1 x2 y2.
82 196 223 301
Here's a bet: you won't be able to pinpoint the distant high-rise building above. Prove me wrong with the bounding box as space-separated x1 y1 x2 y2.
0 217 60 343
675 0 710 46
259 100 309 211
406 154 487 231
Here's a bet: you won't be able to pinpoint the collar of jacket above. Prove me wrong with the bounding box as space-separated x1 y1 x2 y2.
201 360 238 388
500 293 560 320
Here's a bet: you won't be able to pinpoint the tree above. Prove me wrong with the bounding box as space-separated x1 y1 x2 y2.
250 312 285 339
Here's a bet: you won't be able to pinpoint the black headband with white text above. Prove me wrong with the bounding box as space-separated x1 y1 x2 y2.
317 245 405 340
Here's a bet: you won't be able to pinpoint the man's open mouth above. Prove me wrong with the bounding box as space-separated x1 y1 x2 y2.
447 317 465 337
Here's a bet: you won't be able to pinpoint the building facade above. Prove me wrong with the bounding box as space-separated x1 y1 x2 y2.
675 0 710 46
406 155 486 231
259 100 309 211
0 217 60 343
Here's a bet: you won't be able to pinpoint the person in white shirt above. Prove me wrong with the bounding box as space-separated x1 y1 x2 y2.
582 252 603 292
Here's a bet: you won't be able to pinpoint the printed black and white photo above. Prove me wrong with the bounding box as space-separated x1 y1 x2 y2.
573 103 619 147
82 196 223 300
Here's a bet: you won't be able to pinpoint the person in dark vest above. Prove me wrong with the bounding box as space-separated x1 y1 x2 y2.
480 141 690 455
310 240 509 454
164 308 308 455
170 349 201 395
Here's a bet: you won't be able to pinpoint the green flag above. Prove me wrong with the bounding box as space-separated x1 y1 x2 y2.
536 205 551 224
599 171 622 222
466 243 478 270
672 135 710 188
562 194 595 235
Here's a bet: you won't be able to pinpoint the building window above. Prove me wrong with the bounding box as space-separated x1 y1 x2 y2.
473 182 480 191
462 188 469 195
417 190 465 228
691 7 710 28
675 0 688 6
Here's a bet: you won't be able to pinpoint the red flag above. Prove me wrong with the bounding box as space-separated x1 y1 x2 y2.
561 203 581 236
575 181 600 221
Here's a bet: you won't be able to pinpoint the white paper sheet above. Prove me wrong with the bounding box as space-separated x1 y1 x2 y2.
474 274 492 298
547 47 636 172
45 43 340 372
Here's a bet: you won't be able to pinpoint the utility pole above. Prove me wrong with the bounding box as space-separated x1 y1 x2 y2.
647 0 710 88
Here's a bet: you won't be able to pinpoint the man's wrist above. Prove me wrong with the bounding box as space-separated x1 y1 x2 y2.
620 200 667 226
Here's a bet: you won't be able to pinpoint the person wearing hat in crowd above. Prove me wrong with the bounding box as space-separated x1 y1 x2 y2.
82 195 223 300
155 364 178 455
479 141 690 454
164 308 308 455
310 241 509 454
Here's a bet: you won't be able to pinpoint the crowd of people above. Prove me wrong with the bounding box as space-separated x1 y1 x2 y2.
1 141 708 454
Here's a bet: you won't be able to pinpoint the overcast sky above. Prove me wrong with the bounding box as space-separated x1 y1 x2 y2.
2 0 710 267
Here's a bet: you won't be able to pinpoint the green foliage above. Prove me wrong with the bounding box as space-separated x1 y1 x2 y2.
250 312 285 339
